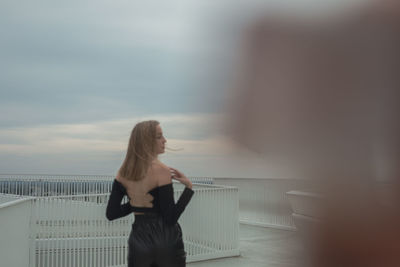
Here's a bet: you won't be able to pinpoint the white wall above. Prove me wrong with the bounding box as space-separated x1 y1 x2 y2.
0 195 33 267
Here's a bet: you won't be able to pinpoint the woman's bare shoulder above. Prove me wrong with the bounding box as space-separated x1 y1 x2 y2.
151 161 171 185
115 169 124 182
151 160 169 170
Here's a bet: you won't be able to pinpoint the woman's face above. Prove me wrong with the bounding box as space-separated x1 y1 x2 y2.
155 124 167 154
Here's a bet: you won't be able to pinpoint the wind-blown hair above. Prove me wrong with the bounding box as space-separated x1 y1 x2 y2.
118 120 160 181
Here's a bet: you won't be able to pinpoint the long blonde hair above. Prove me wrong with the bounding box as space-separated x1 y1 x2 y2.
118 120 160 181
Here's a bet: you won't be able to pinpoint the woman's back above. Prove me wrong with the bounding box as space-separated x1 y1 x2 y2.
116 160 170 211
106 159 195 226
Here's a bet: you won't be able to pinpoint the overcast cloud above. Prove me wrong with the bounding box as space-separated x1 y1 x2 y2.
0 0 369 177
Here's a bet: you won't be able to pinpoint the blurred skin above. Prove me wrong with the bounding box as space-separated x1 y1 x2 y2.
224 1 400 266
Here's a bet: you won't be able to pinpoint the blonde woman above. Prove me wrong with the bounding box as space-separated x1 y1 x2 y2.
106 120 195 267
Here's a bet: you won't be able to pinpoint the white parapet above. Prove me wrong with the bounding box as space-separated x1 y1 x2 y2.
0 194 34 267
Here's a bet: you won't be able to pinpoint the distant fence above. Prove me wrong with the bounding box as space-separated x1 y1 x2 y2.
0 174 213 197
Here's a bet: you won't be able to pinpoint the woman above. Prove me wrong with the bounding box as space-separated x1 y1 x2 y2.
105 120 195 267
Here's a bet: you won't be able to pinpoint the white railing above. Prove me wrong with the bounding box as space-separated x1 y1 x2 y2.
0 174 213 197
30 194 131 267
178 183 239 261
0 176 112 196
25 182 239 267
1 174 316 230
0 174 214 184
1 174 320 231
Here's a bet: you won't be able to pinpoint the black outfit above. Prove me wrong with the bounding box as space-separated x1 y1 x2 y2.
106 179 195 267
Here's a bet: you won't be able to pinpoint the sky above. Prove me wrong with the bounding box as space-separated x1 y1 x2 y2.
0 0 368 178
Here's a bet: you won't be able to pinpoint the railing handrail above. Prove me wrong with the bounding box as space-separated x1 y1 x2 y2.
0 173 310 181
0 194 34 209
31 183 237 199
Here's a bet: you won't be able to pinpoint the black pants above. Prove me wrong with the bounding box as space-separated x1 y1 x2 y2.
128 212 187 267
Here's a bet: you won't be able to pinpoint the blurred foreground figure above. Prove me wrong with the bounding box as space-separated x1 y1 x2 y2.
225 1 400 266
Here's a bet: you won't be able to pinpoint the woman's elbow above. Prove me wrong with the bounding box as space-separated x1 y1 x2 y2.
106 209 117 221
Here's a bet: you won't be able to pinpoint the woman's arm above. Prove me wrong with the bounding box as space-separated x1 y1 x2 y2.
105 179 133 221
158 183 195 226
157 167 195 225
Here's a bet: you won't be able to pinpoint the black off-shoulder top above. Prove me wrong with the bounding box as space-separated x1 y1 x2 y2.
105 179 195 226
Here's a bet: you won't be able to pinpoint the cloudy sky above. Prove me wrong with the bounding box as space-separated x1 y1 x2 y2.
0 0 368 178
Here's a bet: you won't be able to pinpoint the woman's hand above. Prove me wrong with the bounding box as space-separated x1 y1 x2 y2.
169 167 192 189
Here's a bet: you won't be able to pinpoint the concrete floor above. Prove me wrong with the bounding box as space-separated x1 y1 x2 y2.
188 224 308 267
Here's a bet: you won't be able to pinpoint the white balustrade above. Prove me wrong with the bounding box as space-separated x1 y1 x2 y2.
0 176 239 267
1 174 317 231
2 174 322 266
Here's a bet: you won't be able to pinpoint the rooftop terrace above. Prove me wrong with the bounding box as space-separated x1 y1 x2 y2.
189 223 306 267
